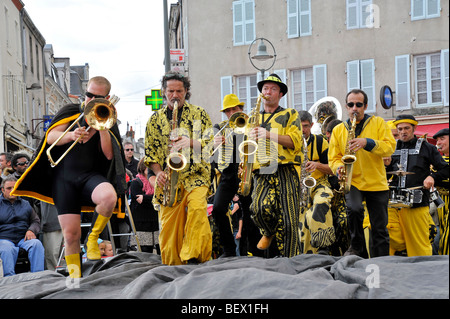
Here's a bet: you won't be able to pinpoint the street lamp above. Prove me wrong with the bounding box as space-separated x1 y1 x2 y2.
248 38 277 79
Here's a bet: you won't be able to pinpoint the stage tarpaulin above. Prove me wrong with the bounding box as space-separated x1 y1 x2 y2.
0 253 448 299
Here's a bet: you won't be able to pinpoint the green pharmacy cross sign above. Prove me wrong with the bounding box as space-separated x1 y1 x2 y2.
146 89 164 111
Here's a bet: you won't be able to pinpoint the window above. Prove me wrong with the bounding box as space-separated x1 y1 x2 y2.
414 51 448 107
347 59 376 112
233 0 255 46
346 0 373 30
291 65 327 112
22 27 27 67
29 36 34 74
5 7 10 50
36 44 40 80
237 74 258 114
287 0 312 38
411 0 440 21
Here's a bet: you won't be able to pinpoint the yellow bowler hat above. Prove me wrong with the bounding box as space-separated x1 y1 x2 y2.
221 94 245 112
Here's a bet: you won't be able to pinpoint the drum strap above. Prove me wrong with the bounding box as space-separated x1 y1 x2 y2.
393 138 424 188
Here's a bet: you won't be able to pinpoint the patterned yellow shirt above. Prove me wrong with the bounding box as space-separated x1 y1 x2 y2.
254 107 303 172
144 102 213 203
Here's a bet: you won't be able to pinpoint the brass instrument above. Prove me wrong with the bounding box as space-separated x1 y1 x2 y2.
300 136 317 207
162 101 187 207
337 113 357 193
211 111 249 155
46 96 119 167
237 93 266 196
309 96 342 135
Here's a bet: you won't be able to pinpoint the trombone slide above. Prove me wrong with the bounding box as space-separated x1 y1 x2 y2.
46 97 118 167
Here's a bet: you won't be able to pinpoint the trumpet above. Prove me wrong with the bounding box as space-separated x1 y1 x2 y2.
211 111 249 155
46 96 119 167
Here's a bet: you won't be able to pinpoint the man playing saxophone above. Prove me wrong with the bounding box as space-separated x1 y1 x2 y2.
144 71 213 265
328 89 396 257
248 74 303 258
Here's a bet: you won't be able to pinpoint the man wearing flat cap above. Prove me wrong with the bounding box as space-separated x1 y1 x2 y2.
433 127 449 255
386 115 449 256
248 74 303 258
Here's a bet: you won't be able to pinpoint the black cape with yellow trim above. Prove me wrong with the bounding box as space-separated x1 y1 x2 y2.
11 103 127 213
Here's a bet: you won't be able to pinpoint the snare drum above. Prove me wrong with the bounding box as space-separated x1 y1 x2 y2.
389 187 423 208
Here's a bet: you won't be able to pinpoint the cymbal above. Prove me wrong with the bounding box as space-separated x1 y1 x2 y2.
386 169 415 176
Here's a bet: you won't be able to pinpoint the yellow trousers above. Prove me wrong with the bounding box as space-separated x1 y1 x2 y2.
159 186 212 265
387 206 434 257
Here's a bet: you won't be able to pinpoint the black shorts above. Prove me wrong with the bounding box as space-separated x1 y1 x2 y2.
52 173 109 215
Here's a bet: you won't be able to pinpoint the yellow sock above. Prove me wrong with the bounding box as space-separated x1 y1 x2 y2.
65 253 81 279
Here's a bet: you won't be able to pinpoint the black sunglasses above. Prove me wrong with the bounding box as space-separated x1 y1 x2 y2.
86 91 106 99
125 148 134 152
347 102 365 108
164 73 184 80
16 161 29 166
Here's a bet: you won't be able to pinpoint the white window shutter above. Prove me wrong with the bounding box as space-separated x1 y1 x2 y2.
395 55 411 110
347 0 359 29
221 75 233 120
244 0 255 44
360 0 373 28
347 60 360 91
441 49 449 106
412 0 425 20
427 0 440 18
360 59 376 112
287 0 300 38
299 0 312 36
275 69 287 108
313 64 327 102
233 2 244 45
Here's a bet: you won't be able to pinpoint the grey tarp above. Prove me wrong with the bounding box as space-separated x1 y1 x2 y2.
0 252 448 299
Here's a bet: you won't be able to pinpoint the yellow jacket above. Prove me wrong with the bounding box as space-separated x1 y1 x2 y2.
328 115 396 191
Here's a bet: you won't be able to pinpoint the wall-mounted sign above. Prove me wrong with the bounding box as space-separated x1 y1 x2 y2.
380 85 394 109
43 115 55 131
145 89 164 111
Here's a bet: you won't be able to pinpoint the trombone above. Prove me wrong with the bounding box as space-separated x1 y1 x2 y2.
211 111 248 155
46 95 119 167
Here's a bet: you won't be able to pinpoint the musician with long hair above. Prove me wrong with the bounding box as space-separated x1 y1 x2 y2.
144 71 213 265
328 89 396 258
12 76 126 279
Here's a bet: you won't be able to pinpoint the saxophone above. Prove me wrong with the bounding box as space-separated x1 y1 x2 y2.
338 113 357 194
162 101 187 207
300 136 317 207
237 93 266 196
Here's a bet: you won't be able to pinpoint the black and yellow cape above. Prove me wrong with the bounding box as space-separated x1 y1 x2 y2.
11 103 127 213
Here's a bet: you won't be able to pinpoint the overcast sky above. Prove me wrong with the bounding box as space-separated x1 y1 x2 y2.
24 0 177 140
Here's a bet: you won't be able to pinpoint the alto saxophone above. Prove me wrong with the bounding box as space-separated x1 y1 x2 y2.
338 113 357 194
300 136 317 207
162 101 187 207
237 93 266 196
